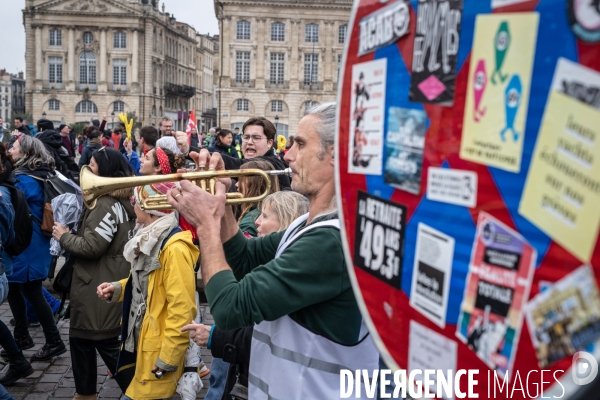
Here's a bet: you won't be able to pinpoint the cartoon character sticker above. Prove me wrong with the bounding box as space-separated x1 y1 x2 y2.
491 21 511 85
500 75 522 142
473 59 488 122
568 0 600 42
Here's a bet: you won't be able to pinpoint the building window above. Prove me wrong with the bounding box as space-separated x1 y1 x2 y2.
269 53 285 85
79 52 97 85
113 59 127 85
304 100 318 114
48 57 63 84
339 25 347 44
113 101 125 112
235 51 250 83
236 21 250 40
271 100 283 113
304 53 319 84
236 99 249 111
75 100 98 113
337 54 342 82
49 29 62 46
49 99 60 111
83 31 93 44
271 22 285 41
305 24 319 43
114 32 127 49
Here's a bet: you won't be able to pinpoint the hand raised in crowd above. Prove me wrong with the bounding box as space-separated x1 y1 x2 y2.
174 131 190 155
52 222 69 241
123 139 133 155
96 282 115 300
181 322 212 347
11 130 19 136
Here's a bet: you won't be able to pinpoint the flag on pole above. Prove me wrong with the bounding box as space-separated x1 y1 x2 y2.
186 109 197 134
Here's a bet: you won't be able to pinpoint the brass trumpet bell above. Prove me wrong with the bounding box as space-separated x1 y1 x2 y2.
80 165 291 210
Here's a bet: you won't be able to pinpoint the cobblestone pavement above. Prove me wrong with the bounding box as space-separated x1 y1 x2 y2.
0 287 214 400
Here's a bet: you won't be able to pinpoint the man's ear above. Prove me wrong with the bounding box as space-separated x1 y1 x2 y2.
328 145 335 165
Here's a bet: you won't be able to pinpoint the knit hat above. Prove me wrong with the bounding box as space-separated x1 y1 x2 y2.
134 183 176 217
37 118 54 132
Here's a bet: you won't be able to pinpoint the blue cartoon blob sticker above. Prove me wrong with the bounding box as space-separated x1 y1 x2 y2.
500 74 522 142
491 21 511 85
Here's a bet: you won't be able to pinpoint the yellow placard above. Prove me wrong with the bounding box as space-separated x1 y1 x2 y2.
460 13 539 172
519 91 600 263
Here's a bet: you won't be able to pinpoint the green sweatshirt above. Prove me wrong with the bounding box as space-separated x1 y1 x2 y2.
238 206 260 237
205 213 363 345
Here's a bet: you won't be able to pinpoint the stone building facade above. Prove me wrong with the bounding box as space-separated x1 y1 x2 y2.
24 0 218 131
0 70 25 125
214 0 352 137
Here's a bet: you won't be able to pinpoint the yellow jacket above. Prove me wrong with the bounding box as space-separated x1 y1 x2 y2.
117 231 199 400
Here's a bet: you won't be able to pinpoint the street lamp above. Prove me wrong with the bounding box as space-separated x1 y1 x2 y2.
274 115 279 134
42 111 47 119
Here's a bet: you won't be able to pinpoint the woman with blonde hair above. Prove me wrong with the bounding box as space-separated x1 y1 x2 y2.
255 191 309 237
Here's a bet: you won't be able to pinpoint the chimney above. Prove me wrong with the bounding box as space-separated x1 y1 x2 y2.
18 72 24 79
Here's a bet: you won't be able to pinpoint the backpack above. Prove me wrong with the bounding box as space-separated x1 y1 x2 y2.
0 183 34 256
16 171 80 238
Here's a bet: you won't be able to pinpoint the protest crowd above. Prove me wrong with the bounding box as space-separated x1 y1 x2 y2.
0 103 378 400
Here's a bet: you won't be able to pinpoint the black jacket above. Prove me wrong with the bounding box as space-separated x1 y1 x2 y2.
211 326 253 399
36 130 80 183
208 143 240 159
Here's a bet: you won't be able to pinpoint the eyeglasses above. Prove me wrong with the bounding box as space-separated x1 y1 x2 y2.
97 146 109 161
241 135 267 143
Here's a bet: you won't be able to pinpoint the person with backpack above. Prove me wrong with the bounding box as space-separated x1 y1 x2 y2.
6 135 66 362
36 119 80 184
51 147 136 400
0 157 34 387
78 129 103 168
96 182 198 400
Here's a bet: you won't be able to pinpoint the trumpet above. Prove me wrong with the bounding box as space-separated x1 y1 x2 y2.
80 165 291 210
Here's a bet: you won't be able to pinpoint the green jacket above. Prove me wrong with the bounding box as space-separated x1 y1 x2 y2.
206 213 363 345
238 206 260 237
60 188 136 340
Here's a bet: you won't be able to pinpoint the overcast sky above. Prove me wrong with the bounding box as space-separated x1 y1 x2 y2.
1 0 219 76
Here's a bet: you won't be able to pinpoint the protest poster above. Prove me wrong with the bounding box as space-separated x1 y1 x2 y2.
550 57 600 110
410 223 455 328
358 0 410 57
353 191 405 288
456 212 536 380
383 107 427 195
519 60 600 263
426 167 478 208
409 0 464 106
524 265 600 368
409 320 458 400
348 59 387 175
459 13 539 173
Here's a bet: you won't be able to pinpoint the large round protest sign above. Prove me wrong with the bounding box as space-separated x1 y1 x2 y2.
336 0 600 397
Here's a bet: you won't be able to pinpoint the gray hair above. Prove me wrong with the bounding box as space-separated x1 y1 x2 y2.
14 135 55 171
305 102 337 160
262 191 310 231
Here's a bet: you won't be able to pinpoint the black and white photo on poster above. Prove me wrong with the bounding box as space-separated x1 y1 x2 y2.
383 107 427 195
358 0 410 56
410 0 464 106
348 59 388 175
550 57 600 110
353 191 405 288
410 223 455 328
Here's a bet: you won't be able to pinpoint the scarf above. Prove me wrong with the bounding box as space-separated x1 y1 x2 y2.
123 214 178 263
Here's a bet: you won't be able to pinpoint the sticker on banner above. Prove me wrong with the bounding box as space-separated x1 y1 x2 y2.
409 320 458 400
384 107 427 195
358 0 410 56
459 13 539 173
348 59 387 175
524 265 600 368
519 59 600 263
491 0 530 8
567 0 600 43
410 0 464 106
410 223 454 328
551 58 600 110
456 212 536 381
426 167 478 208
353 191 404 288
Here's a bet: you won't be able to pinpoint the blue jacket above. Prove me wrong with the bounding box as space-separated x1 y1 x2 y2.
10 174 52 283
124 151 141 176
0 186 15 276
